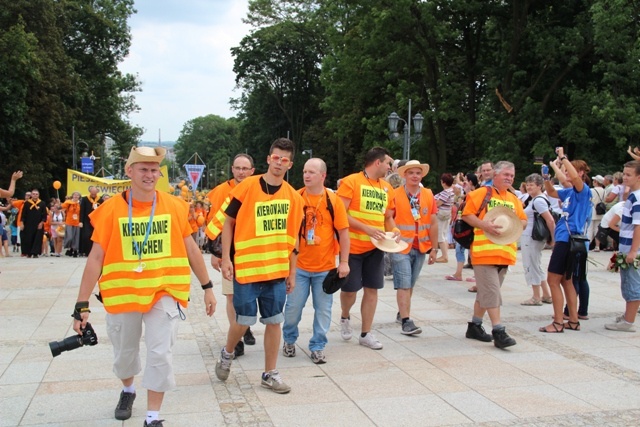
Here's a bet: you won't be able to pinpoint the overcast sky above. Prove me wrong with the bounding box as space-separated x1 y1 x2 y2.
118 0 251 143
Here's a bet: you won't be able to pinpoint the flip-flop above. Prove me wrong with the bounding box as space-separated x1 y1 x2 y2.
468 286 477 293
465 277 476 282
445 275 462 281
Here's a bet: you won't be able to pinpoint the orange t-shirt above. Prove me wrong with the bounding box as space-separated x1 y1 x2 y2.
205 179 236 239
462 187 526 266
297 188 349 272
89 191 194 313
61 200 81 226
337 172 395 254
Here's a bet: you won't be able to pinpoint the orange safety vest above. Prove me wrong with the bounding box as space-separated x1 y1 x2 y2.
393 186 437 254
337 172 395 254
230 175 304 284
205 179 236 240
89 191 193 314
463 187 526 266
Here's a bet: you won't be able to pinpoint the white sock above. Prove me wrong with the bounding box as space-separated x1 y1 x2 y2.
147 411 159 422
123 384 135 394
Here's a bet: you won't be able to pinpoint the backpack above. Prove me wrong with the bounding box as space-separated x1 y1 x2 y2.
452 187 493 249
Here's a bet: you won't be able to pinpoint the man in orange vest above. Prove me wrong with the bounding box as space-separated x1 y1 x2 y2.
461 161 527 349
282 157 350 364
215 138 304 394
205 153 256 356
391 160 438 335
337 146 399 350
72 146 217 427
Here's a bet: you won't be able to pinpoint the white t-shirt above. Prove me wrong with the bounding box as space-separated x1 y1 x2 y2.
600 202 624 229
523 195 551 237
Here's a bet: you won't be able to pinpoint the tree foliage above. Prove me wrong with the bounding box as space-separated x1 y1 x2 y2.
231 0 640 188
0 0 141 196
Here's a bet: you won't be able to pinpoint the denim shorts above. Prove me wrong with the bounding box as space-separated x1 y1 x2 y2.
620 266 640 302
233 279 286 326
391 248 426 290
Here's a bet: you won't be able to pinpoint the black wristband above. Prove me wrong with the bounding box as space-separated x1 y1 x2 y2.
560 156 568 161
75 301 89 311
292 248 299 255
201 281 213 290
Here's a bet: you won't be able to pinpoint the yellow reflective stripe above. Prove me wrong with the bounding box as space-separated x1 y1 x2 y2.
397 225 415 230
102 258 190 276
100 274 191 290
235 263 289 279
417 224 431 230
349 231 372 242
349 209 384 223
235 249 290 264
400 237 413 244
473 244 517 257
103 289 190 307
418 236 431 242
234 235 295 250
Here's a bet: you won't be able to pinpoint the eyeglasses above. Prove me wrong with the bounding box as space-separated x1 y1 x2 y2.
269 154 291 166
233 166 253 172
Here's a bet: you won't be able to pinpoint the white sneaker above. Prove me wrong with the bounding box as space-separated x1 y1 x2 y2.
605 317 636 332
340 318 352 340
358 332 383 350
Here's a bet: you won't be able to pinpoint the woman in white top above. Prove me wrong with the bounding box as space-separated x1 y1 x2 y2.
589 176 607 246
520 174 555 306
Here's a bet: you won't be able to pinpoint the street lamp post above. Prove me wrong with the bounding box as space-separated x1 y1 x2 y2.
387 99 424 160
302 149 313 158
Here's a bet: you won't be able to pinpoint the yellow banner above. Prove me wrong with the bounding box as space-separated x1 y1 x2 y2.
66 166 171 197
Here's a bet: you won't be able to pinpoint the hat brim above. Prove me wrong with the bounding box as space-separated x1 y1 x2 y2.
397 163 429 178
322 268 348 294
125 146 167 169
371 232 409 253
482 206 523 245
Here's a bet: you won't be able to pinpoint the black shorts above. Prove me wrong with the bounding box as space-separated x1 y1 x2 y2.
342 248 385 292
548 241 571 276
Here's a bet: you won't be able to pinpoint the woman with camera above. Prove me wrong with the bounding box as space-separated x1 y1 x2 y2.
539 148 591 333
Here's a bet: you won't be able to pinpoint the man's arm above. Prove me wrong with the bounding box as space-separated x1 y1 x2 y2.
72 243 105 333
336 228 350 278
626 224 640 263
220 216 236 281
184 236 216 317
428 214 438 264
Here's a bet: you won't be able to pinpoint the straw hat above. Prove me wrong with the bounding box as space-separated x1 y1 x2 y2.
125 146 167 169
397 160 429 178
322 268 349 294
371 232 409 253
483 206 523 245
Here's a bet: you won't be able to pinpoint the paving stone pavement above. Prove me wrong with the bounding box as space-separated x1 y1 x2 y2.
2 249 640 426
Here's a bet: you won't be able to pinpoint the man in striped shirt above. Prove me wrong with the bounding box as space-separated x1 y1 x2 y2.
605 160 640 332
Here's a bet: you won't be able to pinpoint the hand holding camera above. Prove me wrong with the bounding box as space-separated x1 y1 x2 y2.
49 322 98 357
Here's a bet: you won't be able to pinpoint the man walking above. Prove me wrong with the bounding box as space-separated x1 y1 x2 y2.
21 189 47 258
282 158 350 364
462 161 526 348
205 153 256 355
215 138 304 394
392 160 438 335
72 146 217 427
337 146 398 350
78 186 102 256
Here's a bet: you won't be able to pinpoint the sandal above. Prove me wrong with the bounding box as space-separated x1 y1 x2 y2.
467 286 477 293
539 322 564 333
445 275 462 281
578 315 589 320
565 321 581 331
541 297 552 304
521 297 542 306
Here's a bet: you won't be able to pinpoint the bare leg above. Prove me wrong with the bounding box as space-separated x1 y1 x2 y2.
264 323 281 372
361 288 378 333
397 288 412 318
340 290 356 319
224 323 248 354
624 300 640 323
147 390 164 412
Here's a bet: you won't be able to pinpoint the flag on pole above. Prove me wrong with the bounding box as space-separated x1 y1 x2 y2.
184 164 206 192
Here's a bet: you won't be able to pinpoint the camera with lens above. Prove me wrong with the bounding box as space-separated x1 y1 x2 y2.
49 322 98 357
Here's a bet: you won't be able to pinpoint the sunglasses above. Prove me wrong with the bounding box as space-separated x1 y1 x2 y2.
269 154 291 166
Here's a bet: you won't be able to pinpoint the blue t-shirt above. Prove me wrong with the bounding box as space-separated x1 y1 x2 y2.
554 184 591 242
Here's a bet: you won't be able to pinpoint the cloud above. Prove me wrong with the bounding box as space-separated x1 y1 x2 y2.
119 0 250 142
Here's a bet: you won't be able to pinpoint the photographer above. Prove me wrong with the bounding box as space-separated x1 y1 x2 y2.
72 147 216 427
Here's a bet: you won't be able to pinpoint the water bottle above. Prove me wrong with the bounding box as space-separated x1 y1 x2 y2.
541 164 549 175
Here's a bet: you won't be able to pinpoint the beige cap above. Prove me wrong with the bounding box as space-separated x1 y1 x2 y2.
125 146 166 169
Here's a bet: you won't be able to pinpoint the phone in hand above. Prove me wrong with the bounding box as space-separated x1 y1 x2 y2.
541 164 549 175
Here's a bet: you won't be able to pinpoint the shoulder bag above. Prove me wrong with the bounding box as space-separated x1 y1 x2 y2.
452 187 492 249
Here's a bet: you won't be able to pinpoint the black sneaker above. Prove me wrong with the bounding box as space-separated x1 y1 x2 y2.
234 340 245 357
243 327 256 345
492 328 516 349
144 420 164 427
114 390 136 420
465 322 492 342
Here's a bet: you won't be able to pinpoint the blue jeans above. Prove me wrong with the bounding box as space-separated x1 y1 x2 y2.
233 279 286 326
282 268 332 352
390 248 426 290
455 242 466 263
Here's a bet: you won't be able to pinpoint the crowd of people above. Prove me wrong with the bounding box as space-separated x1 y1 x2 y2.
3 141 640 427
